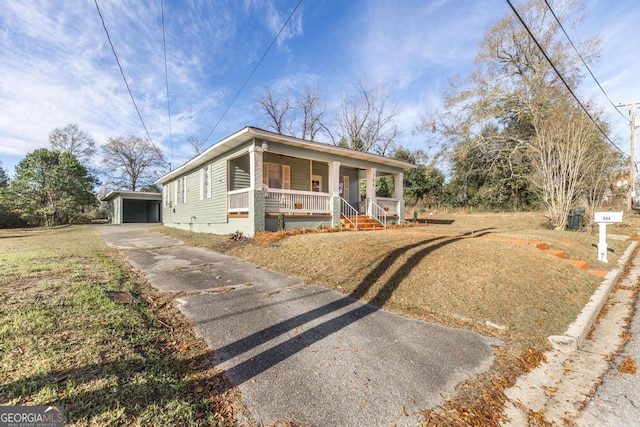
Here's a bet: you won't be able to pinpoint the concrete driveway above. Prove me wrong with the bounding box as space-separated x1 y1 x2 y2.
100 225 500 426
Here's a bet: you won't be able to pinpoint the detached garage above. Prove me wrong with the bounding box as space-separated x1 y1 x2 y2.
102 190 162 224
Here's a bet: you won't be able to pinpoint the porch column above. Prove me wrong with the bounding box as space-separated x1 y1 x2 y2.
328 161 341 225
328 161 341 196
366 168 376 215
395 172 405 222
248 145 265 234
248 145 263 190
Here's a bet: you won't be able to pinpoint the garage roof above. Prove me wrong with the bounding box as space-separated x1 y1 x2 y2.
101 190 163 202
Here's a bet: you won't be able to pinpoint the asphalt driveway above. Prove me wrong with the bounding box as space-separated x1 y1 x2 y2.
100 224 500 426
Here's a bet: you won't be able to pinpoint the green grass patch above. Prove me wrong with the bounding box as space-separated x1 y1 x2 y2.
0 225 241 426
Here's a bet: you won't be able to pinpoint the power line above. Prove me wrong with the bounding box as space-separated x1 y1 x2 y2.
505 0 627 156
94 0 162 157
543 0 629 124
202 0 303 145
160 0 174 170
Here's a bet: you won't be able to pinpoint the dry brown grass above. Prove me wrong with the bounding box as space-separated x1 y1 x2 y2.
151 211 637 425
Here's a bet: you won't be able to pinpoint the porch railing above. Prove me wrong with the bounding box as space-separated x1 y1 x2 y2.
375 197 399 216
340 197 358 230
265 188 331 214
227 188 250 213
370 200 388 228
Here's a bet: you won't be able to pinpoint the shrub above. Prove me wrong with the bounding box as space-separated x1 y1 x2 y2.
277 213 285 231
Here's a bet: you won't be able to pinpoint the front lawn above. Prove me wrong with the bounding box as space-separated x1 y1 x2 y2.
0 226 245 426
153 211 635 425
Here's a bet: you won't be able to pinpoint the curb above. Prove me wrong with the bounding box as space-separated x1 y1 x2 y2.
549 239 638 353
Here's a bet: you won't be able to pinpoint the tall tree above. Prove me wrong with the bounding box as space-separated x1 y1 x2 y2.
49 124 96 164
9 149 97 226
102 136 166 191
393 148 444 206
258 86 294 135
0 164 9 189
298 85 328 141
257 85 328 141
425 0 616 226
337 78 399 155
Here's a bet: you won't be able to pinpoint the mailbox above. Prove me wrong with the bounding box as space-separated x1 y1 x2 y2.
594 211 623 223
594 211 623 263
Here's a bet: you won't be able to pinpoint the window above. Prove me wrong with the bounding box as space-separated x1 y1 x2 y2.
263 163 290 189
201 165 210 199
311 175 322 192
163 184 171 207
176 177 187 204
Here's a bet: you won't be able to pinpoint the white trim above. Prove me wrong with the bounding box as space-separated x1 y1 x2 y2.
200 165 210 200
176 176 187 204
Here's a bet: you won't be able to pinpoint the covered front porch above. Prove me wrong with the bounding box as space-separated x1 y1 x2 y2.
225 144 405 231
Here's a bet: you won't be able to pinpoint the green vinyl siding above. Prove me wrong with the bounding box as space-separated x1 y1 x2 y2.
264 152 310 191
210 158 227 222
162 159 227 224
229 154 250 190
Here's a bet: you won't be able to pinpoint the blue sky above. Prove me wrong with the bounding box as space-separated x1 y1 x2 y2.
1 0 639 178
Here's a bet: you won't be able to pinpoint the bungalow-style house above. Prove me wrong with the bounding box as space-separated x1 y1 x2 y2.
154 127 415 236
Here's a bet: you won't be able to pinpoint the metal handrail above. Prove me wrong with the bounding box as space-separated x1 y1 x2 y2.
370 200 387 228
340 197 358 230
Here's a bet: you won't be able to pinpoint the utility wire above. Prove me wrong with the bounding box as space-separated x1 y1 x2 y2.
203 0 303 145
543 0 629 123
94 0 163 158
161 0 174 170
506 0 627 156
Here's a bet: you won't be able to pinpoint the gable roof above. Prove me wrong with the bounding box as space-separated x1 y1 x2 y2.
155 126 416 184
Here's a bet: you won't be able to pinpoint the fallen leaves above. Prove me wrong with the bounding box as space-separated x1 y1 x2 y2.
618 355 637 375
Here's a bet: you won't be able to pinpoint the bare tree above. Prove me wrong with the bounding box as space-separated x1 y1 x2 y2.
101 136 166 191
422 0 616 223
298 86 327 141
186 134 206 157
49 123 96 164
529 106 588 228
258 87 294 135
257 84 331 141
337 78 399 155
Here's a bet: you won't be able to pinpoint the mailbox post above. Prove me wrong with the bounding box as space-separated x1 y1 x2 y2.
594 211 623 263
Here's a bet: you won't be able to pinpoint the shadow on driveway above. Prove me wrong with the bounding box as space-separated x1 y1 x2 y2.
101 225 500 426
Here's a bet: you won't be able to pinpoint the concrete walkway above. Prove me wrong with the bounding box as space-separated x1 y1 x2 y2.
99 225 500 426
576 265 640 426
501 240 640 425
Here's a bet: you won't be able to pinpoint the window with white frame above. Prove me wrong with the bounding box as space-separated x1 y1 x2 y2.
200 165 210 199
263 163 290 189
176 177 187 204
163 184 171 207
